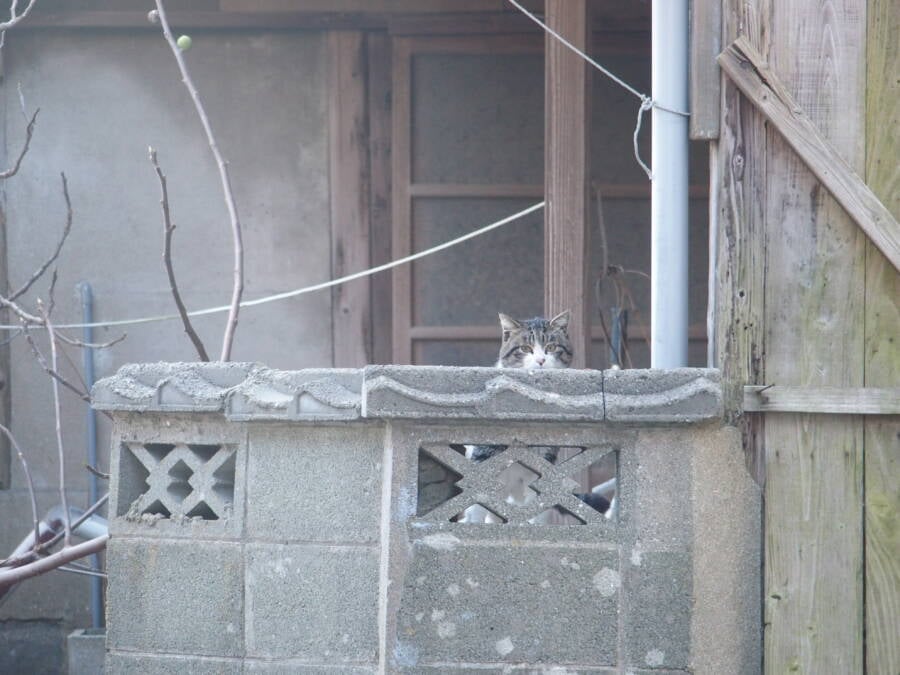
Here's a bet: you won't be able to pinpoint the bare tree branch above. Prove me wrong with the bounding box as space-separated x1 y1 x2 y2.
0 535 109 590
37 300 72 547
32 493 109 559
0 423 40 557
54 330 126 350
8 173 73 302
149 147 210 361
153 0 244 361
24 328 91 404
0 108 38 180
0 0 37 33
57 564 107 580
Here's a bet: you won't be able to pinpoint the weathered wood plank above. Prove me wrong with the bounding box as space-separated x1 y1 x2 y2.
390 38 413 364
744 386 900 415
328 31 371 367
714 0 768 480
544 0 591 369
761 2 866 673
367 33 393 366
689 0 721 139
719 37 900 273
865 0 900 670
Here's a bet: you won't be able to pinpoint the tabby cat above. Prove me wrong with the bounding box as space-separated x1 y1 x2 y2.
458 311 611 522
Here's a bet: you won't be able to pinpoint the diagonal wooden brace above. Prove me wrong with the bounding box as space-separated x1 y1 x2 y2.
719 36 900 273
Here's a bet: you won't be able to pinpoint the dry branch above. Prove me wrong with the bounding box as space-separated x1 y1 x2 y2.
0 109 38 180
0 535 109 590
38 300 72 547
24 328 90 403
9 173 72 302
153 0 244 361
0 423 39 558
149 147 210 361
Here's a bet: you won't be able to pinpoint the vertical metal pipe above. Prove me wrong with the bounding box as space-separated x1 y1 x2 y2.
79 282 103 628
650 0 690 367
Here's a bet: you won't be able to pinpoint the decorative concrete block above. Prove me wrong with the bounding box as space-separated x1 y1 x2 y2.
245 425 382 543
393 539 618 668
227 368 362 421
108 413 246 540
106 538 243 656
67 628 105 675
106 652 242 674
245 544 379 662
92 362 257 412
363 366 605 420
603 368 722 423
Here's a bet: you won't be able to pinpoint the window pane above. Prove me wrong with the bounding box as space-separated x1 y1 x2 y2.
415 340 499 367
412 197 544 326
412 53 544 184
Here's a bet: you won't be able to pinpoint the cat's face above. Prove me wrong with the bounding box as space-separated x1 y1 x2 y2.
496 310 573 369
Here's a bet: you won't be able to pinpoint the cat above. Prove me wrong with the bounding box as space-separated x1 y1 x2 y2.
456 311 613 523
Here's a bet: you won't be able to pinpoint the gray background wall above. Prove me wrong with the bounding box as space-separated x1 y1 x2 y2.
0 28 330 670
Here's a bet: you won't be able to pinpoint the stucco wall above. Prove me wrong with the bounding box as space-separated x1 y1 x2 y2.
0 29 330 671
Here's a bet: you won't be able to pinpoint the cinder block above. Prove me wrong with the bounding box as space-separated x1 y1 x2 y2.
106 538 243 656
245 425 382 543
364 366 605 421
67 628 105 675
621 551 692 671
106 652 242 674
393 541 618 667
604 368 722 423
245 543 379 662
227 368 362 421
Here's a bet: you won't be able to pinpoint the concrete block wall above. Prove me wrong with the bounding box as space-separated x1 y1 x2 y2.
94 364 760 674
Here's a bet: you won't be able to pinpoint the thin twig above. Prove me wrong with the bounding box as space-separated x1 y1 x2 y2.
153 0 244 361
85 464 110 480
54 330 126 350
35 493 109 557
0 0 36 31
0 423 40 556
149 147 209 361
57 565 107 580
0 108 38 180
38 300 71 547
24 328 91 404
8 172 73 302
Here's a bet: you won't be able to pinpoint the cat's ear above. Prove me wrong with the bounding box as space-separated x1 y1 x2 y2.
499 313 520 341
549 310 571 333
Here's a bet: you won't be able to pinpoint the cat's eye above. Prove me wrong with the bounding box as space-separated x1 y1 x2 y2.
519 345 533 354
546 343 558 352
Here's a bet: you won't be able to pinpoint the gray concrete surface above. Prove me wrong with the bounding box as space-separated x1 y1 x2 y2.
67 628 106 675
94 364 759 673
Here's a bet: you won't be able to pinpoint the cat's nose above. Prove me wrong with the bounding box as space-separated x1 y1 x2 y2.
536 356 545 366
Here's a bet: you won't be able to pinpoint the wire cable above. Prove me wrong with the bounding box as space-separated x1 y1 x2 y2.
0 201 545 332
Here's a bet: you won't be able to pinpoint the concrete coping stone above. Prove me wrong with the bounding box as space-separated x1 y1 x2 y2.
92 363 722 424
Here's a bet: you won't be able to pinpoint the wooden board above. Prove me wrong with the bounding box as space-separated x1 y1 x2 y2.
390 38 413 364
714 0 768 478
367 33 393 366
761 2 866 672
744 386 900 415
689 0 721 139
328 31 372 366
864 0 900 671
544 0 591 369
719 37 900 273
221 0 507 13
